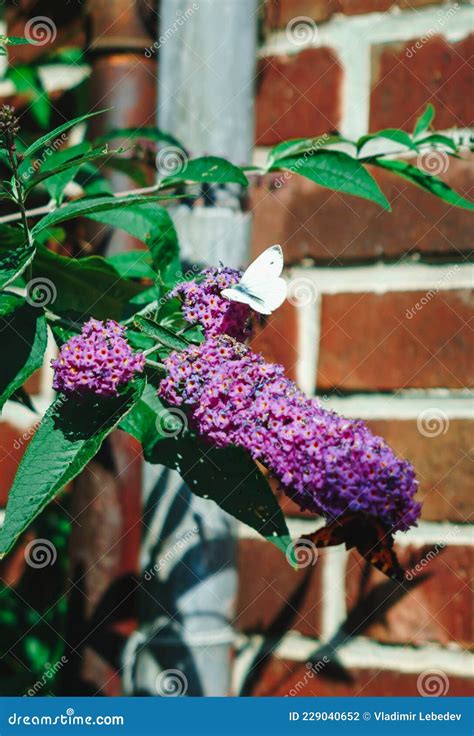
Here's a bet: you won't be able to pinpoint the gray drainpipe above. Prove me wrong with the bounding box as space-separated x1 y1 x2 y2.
123 1 258 696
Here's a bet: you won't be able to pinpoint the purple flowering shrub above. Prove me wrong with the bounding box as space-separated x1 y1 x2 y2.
159 335 420 534
52 319 145 397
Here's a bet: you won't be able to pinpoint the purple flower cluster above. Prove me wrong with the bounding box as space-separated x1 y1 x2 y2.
159 337 421 532
52 318 145 397
171 267 252 340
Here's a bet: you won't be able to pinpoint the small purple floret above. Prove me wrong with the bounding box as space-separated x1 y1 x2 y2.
171 267 252 340
52 318 145 397
159 336 421 532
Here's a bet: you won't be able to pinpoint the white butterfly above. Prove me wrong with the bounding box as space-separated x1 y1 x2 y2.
221 244 287 315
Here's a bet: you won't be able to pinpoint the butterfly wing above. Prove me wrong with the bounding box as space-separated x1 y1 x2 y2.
300 513 405 582
221 245 287 315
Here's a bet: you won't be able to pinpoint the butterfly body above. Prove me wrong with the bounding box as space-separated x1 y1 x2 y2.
221 244 287 315
300 512 405 581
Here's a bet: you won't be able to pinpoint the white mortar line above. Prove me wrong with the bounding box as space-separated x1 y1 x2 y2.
288 261 473 294
295 293 320 394
235 632 474 678
321 545 348 641
321 393 474 420
260 4 471 57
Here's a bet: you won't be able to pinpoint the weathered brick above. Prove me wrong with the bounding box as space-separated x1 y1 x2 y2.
250 300 299 380
370 35 474 132
250 655 472 696
346 543 473 647
255 48 343 145
317 289 474 390
249 156 473 263
236 539 323 638
367 419 473 523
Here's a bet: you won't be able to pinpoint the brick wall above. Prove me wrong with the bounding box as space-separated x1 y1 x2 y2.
236 0 473 696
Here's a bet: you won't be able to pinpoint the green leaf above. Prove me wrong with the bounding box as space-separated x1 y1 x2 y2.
0 240 36 289
24 146 118 194
267 135 344 167
22 110 108 160
32 247 146 320
357 129 417 154
7 67 51 129
84 203 179 273
0 35 35 48
31 193 171 237
413 104 435 138
134 316 190 351
0 293 47 411
38 142 92 203
106 251 155 280
274 150 391 211
163 156 249 187
373 158 474 211
0 378 145 557
119 383 166 453
149 437 295 563
415 133 458 152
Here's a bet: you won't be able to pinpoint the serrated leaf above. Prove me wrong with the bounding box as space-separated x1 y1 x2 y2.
148 437 296 563
0 293 47 411
134 316 190 351
274 150 391 210
0 378 145 557
413 104 435 138
374 158 474 211
163 156 248 187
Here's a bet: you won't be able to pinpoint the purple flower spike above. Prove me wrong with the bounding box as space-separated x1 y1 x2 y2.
171 267 252 340
159 336 421 533
52 318 145 397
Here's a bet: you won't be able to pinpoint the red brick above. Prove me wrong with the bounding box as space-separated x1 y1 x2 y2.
367 419 473 523
255 48 343 145
317 289 473 390
236 539 323 638
251 656 473 696
346 543 473 647
370 35 474 132
0 421 35 507
22 368 42 396
251 300 299 380
264 0 335 27
249 156 474 263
